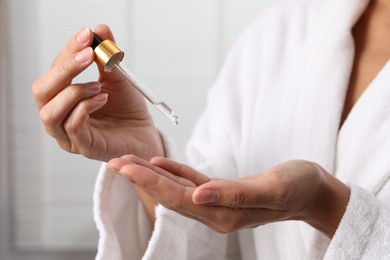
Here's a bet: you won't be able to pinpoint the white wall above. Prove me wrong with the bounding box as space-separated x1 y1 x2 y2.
1 0 271 258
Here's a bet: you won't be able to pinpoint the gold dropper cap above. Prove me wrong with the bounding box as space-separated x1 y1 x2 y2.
91 33 124 72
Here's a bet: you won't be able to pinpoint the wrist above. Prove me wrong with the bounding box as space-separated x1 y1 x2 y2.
103 126 165 162
304 170 350 238
139 127 166 160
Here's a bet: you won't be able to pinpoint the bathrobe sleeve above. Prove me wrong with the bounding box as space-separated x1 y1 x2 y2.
93 130 182 260
93 165 152 260
323 184 390 259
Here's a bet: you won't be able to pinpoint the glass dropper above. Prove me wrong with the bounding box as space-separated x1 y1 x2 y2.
91 33 179 125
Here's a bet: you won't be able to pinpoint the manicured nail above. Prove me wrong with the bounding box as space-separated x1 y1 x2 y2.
75 48 92 63
76 27 90 44
193 189 217 204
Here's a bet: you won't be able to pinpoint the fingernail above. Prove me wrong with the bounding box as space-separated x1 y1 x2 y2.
86 81 101 91
105 163 119 173
106 163 119 172
193 189 217 204
75 48 92 63
93 93 108 102
76 27 90 44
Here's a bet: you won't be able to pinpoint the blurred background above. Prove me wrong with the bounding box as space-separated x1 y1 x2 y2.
0 0 271 259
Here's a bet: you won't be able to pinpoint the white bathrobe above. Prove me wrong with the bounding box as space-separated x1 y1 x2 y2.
93 0 390 259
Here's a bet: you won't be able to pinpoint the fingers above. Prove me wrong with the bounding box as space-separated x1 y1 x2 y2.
40 81 101 137
33 47 94 109
192 176 284 209
51 24 115 69
107 156 233 231
112 157 195 208
193 179 249 206
37 80 107 154
31 25 115 156
107 156 289 234
51 27 93 68
109 155 197 187
61 93 108 155
150 157 210 186
32 24 115 110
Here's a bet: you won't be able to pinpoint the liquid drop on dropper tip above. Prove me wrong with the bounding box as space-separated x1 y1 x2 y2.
154 102 179 126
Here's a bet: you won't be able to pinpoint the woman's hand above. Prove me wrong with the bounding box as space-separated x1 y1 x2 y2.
32 25 164 162
108 156 350 238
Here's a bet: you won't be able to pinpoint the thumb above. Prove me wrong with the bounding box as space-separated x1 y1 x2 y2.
192 176 283 208
192 179 264 208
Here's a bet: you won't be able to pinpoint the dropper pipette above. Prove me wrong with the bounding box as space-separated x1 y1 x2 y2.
91 33 179 125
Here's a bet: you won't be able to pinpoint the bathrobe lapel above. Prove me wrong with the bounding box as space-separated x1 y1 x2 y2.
336 61 390 193
291 0 371 173
292 0 389 194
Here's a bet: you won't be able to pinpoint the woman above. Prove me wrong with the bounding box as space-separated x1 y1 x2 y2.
32 0 390 258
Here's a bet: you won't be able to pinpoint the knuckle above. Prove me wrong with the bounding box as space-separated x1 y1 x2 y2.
65 84 86 100
274 187 289 206
229 185 246 207
56 60 73 76
269 171 289 206
40 107 57 127
63 103 89 135
63 118 78 134
266 168 285 182
66 85 79 98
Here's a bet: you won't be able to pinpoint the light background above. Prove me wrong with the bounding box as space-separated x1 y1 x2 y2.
0 0 272 259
